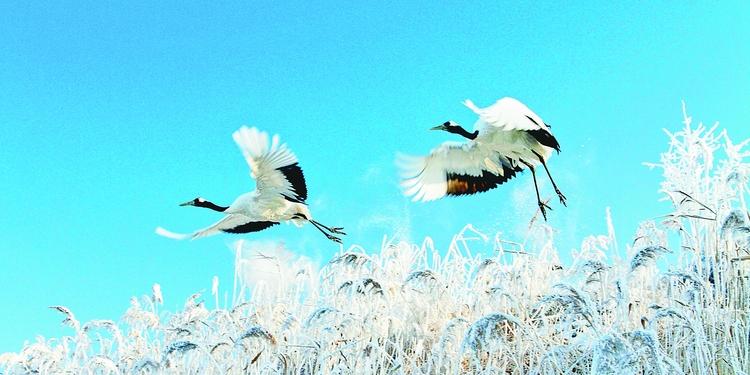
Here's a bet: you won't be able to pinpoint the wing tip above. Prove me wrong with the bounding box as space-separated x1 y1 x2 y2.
155 227 190 240
462 99 479 112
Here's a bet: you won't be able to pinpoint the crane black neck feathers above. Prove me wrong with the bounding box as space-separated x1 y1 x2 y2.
441 122 479 140
192 199 229 212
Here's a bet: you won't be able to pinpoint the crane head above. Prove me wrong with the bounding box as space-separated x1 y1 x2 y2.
430 121 478 140
179 197 205 207
179 197 229 212
430 121 459 131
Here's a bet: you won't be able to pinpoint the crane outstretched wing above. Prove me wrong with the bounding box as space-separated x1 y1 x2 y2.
464 97 560 151
232 126 308 202
396 141 521 202
156 215 279 241
463 97 548 132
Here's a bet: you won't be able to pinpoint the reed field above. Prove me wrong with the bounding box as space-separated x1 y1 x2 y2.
2 107 748 374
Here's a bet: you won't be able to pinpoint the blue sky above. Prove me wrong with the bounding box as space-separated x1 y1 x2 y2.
1 1 748 353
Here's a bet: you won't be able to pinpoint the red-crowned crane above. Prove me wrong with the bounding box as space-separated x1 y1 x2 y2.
397 97 565 220
156 126 345 242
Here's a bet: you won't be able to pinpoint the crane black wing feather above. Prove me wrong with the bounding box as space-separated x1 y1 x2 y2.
397 141 522 202
222 221 280 234
446 164 522 196
526 129 561 153
276 163 308 202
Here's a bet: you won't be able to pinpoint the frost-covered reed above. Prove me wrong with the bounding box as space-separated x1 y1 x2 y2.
2 106 748 374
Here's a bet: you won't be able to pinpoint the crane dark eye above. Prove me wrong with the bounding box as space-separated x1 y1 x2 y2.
443 121 451 126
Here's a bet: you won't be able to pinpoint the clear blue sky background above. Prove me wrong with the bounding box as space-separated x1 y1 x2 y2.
1 1 748 353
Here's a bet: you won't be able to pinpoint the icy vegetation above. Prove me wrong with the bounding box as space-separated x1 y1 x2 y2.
2 107 749 374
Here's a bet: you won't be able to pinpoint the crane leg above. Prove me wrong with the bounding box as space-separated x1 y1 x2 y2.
520 159 551 221
312 222 343 244
532 150 567 206
311 220 346 235
292 214 345 243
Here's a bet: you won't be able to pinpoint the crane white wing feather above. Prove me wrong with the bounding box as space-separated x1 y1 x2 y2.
463 97 548 132
155 226 190 240
232 126 302 199
396 142 513 202
155 215 255 241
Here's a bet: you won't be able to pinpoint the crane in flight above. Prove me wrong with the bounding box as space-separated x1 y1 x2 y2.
397 97 565 220
157 126 345 243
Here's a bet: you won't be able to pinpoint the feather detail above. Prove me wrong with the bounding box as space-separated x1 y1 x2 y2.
155 227 190 240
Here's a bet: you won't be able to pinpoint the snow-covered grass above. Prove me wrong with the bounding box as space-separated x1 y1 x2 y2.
2 106 749 374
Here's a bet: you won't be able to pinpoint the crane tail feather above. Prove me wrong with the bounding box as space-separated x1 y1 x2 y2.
155 227 190 240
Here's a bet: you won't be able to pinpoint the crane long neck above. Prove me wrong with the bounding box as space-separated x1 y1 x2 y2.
450 125 478 140
200 201 229 212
